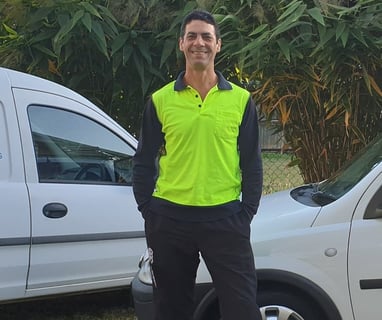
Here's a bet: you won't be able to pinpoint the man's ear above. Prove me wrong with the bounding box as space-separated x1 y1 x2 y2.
216 38 222 53
179 37 184 52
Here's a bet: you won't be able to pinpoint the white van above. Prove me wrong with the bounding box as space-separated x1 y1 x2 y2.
0 67 146 302
133 132 382 320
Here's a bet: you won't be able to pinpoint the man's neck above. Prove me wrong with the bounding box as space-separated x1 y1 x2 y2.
183 69 218 100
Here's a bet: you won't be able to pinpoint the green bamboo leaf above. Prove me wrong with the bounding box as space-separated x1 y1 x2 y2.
277 0 302 22
277 38 291 62
133 51 145 89
290 4 306 22
2 23 18 35
91 20 108 58
0 34 18 40
111 32 130 56
335 21 346 41
340 26 350 47
307 7 325 26
69 10 85 28
91 36 109 60
319 25 335 44
160 38 176 68
239 30 269 53
80 2 102 19
220 14 240 25
96 4 118 23
123 44 134 65
270 21 307 40
63 43 74 63
81 12 92 32
142 80 151 97
351 29 369 47
136 38 152 65
104 16 118 35
310 26 335 56
112 52 122 74
249 24 268 37
100 20 117 39
183 1 198 15
53 10 84 54
32 44 57 58
28 30 56 44
269 4 307 41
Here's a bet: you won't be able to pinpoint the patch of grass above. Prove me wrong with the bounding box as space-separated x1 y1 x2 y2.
0 290 137 320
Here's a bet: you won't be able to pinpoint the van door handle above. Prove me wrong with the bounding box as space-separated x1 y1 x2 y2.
43 203 68 218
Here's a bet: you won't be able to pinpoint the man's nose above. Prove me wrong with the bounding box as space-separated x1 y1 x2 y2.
194 35 204 45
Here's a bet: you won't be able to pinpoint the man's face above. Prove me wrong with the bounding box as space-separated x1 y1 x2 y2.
179 19 221 71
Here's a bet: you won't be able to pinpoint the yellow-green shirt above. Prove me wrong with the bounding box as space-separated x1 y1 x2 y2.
152 78 249 205
132 71 263 221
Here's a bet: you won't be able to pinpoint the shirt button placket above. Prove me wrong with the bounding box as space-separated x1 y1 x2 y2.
195 94 202 108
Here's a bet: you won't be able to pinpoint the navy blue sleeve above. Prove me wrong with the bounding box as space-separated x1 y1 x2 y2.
238 97 263 217
132 98 164 215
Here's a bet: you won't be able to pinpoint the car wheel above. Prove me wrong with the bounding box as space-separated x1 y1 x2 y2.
258 289 325 320
260 304 304 320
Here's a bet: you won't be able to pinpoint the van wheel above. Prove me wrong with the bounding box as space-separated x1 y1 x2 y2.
257 289 324 320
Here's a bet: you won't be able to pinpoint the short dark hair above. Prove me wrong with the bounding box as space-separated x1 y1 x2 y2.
180 10 221 40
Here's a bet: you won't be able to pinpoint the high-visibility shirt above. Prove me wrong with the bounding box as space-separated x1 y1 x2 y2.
133 71 262 221
152 75 248 205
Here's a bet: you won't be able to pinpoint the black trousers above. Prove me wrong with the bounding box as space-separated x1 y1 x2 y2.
144 210 262 320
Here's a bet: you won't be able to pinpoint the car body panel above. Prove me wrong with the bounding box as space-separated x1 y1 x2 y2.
0 70 31 301
348 170 382 319
0 67 146 302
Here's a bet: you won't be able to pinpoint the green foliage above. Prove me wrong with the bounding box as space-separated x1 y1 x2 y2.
233 0 382 182
1 0 381 181
0 0 168 133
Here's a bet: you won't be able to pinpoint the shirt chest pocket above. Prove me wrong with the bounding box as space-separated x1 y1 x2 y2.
214 109 242 140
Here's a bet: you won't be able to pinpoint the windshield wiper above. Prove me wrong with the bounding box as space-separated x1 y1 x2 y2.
311 190 337 206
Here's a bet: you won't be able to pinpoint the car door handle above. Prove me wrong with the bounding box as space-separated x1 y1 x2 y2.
43 203 68 219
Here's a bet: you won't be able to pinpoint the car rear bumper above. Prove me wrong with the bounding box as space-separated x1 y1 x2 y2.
132 275 155 320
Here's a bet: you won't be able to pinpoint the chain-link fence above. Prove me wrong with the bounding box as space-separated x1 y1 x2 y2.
259 121 304 194
261 151 304 195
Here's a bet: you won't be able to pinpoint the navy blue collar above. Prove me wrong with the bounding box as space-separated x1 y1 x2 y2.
174 71 232 91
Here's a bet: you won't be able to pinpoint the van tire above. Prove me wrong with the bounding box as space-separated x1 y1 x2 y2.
257 288 325 320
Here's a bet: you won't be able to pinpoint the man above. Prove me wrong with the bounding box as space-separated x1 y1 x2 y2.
132 9 263 320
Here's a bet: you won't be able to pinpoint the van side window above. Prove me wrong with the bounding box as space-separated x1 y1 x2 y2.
364 185 382 220
28 105 134 185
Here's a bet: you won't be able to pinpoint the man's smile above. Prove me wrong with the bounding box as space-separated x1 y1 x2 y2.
191 49 208 53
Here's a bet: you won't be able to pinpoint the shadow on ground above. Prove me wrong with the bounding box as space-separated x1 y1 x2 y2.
0 289 136 320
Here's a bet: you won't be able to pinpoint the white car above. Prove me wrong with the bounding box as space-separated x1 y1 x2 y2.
0 67 146 302
132 133 382 320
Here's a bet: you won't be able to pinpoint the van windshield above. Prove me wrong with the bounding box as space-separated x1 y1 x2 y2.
315 134 382 202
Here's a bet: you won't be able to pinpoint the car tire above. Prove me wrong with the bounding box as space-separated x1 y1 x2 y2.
257 288 325 320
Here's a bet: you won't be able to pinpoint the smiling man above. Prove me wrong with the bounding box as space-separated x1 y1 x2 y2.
132 9 263 320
